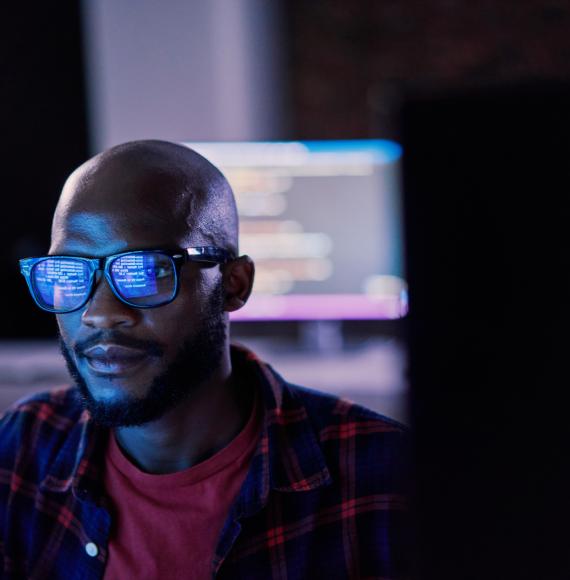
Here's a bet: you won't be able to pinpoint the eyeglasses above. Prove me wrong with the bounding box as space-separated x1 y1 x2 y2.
19 247 234 313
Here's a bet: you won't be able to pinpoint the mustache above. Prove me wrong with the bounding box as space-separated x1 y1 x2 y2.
72 331 164 357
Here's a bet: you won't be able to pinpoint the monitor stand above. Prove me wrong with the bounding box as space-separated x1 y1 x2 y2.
299 320 344 353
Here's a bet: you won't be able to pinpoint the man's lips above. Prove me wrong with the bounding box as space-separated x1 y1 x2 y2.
79 344 152 376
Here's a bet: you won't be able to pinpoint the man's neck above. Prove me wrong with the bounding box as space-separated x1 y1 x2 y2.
113 359 253 475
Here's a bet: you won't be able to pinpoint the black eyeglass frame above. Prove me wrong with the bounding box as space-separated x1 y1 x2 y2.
19 246 235 314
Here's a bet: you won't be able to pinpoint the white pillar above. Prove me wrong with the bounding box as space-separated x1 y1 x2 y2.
81 0 287 153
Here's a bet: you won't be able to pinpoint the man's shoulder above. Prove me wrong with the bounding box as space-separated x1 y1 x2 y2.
282 381 409 476
285 382 407 437
0 385 84 424
0 386 85 464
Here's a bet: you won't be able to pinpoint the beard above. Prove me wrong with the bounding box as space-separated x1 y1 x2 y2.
59 281 227 428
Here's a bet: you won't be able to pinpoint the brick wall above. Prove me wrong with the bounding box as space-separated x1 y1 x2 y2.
288 0 570 138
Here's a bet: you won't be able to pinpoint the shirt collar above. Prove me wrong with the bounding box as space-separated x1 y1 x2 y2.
39 395 108 502
227 345 332 519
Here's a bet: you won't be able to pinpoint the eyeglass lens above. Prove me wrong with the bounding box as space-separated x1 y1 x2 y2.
31 253 177 311
109 253 176 306
33 258 91 311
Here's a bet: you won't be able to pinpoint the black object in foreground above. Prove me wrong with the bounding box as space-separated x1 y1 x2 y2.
403 81 570 580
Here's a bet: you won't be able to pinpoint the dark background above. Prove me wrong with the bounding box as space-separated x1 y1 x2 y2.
287 0 570 139
2 0 569 337
2 0 568 338
1 3 88 337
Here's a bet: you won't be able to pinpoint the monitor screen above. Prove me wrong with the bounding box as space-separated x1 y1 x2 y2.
184 140 406 321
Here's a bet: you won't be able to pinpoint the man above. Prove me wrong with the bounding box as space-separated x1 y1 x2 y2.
0 140 410 579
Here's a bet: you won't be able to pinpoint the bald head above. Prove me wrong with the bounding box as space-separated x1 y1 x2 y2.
52 140 239 255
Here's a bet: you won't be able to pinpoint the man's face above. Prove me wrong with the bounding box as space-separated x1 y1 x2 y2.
52 208 228 428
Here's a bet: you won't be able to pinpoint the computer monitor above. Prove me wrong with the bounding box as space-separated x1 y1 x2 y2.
184 140 407 321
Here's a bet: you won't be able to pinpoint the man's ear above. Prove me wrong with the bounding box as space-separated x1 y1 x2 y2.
222 255 255 312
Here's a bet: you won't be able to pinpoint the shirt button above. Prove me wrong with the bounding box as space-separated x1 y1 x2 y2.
85 542 99 557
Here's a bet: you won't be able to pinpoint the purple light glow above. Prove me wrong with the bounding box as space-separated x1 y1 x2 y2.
230 294 408 321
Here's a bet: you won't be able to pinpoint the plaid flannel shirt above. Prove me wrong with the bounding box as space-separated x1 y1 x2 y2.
0 345 410 579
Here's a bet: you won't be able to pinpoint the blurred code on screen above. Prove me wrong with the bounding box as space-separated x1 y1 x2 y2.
185 140 406 321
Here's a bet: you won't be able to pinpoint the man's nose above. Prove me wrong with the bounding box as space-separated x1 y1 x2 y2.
81 276 139 328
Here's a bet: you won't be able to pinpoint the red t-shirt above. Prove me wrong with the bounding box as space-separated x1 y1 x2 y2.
103 395 261 580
